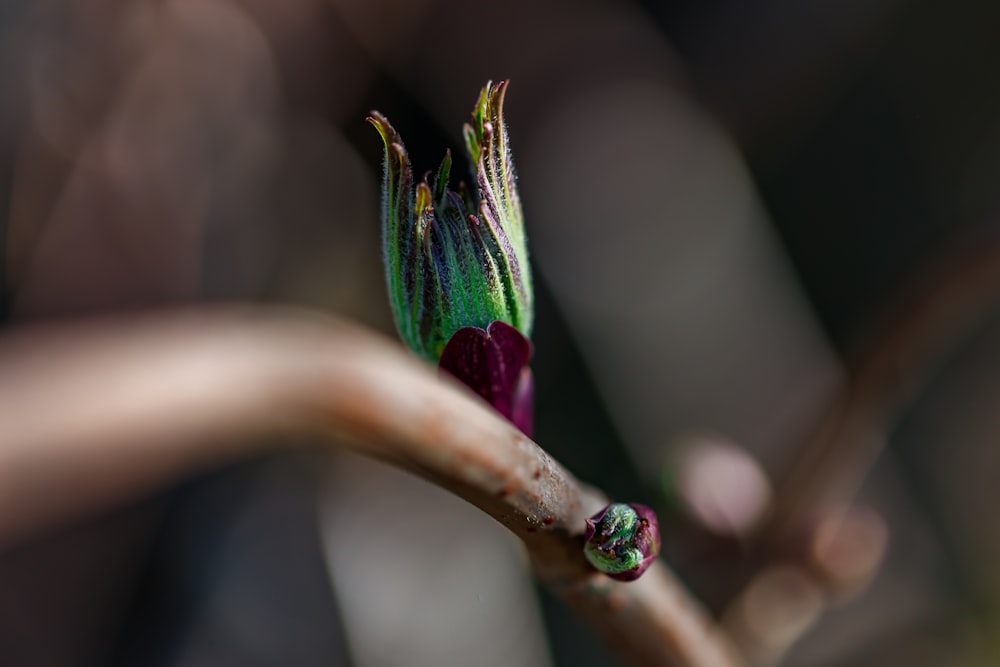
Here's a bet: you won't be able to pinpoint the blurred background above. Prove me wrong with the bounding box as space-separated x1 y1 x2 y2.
1 0 1000 665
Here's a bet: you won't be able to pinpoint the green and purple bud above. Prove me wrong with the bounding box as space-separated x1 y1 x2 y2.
584 503 662 581
369 81 534 435
368 80 532 361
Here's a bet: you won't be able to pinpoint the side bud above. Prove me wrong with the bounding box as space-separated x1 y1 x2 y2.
584 503 661 581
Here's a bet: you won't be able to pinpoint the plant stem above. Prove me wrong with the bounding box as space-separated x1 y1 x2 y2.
0 305 742 667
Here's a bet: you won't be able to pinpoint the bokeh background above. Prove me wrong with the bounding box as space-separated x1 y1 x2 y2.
1 0 1000 665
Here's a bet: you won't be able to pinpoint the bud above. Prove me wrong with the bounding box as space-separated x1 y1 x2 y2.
368 80 532 362
584 503 661 581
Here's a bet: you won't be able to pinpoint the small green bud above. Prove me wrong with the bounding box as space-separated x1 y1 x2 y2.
368 80 532 361
584 503 661 581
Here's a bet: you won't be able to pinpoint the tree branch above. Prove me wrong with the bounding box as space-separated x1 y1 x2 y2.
717 236 1000 664
0 306 742 667
764 237 1000 547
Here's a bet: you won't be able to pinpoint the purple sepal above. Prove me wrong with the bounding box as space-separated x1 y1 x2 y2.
510 366 534 438
439 321 534 437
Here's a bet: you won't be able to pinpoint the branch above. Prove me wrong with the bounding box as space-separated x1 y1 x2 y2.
0 306 742 667
717 236 1000 663
764 236 1000 546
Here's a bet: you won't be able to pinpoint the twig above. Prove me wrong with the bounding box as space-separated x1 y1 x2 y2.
763 236 1000 547
0 306 742 667
719 236 1000 664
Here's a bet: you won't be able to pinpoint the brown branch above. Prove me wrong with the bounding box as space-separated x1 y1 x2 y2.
764 236 1000 548
0 306 742 667
717 236 1000 664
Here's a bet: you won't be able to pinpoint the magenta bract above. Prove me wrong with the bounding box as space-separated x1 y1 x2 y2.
438 321 534 437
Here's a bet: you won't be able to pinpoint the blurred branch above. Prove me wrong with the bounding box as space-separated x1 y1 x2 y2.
0 306 742 667
765 236 1000 546
718 237 1000 664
